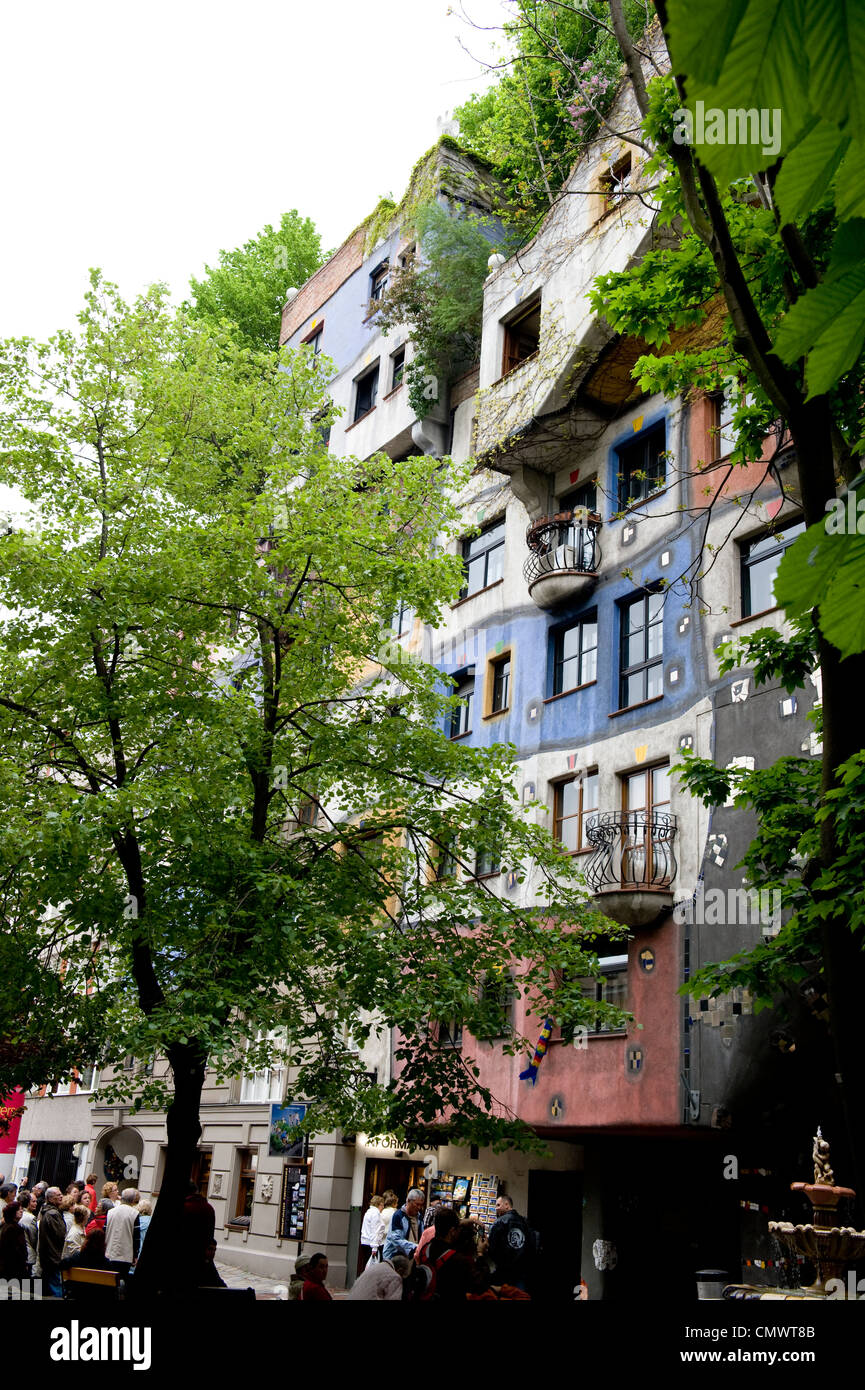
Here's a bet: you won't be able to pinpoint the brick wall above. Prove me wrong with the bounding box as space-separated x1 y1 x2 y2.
280 227 367 345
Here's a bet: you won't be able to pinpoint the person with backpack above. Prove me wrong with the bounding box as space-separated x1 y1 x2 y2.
488 1194 535 1292
415 1207 475 1302
382 1188 424 1261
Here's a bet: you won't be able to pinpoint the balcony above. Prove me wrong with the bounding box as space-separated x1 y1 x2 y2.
523 510 602 609
584 811 678 927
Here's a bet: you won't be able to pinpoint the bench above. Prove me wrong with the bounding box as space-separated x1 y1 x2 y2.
62 1266 122 1300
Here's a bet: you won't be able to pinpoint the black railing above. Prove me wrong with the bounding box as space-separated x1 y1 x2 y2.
584 811 677 893
523 510 602 587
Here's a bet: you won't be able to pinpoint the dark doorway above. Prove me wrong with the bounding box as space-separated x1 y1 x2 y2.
357 1158 429 1274
27 1140 77 1191
527 1168 582 1301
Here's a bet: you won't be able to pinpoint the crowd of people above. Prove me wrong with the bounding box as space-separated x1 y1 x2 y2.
300 1188 536 1302
2 1171 536 1302
0 1174 217 1297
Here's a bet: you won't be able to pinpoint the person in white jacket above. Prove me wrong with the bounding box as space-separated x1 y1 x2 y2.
359 1194 386 1268
104 1188 141 1279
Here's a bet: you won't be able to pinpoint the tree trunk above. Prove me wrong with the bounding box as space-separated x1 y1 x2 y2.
130 1040 208 1296
790 398 865 1205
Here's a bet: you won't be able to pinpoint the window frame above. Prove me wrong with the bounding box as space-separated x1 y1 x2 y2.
620 761 672 887
232 1146 258 1225
618 590 664 710
501 294 541 378
353 363 380 423
301 322 323 356
551 613 598 697
615 423 667 511
392 599 415 639
739 519 806 619
390 346 406 392
459 518 505 599
369 263 390 304
448 674 474 740
580 952 629 1034
553 769 599 855
600 153 633 212
489 653 511 716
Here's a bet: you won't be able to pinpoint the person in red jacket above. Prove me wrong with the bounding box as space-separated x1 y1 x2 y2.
83 1173 99 1214
301 1252 332 1301
181 1181 216 1263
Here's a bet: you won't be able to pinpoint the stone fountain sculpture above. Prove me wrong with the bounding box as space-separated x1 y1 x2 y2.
769 1129 865 1295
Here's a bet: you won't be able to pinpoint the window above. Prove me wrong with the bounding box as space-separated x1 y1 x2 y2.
390 346 405 391
490 654 511 714
580 951 629 1033
353 364 379 422
302 324 322 356
436 1016 463 1049
369 263 389 303
552 615 598 695
392 599 415 638
619 591 664 709
622 763 671 886
501 295 541 377
615 424 666 510
434 832 458 881
712 391 736 459
460 519 505 598
448 674 474 739
398 244 415 270
554 770 599 854
240 1030 286 1105
477 970 514 1039
296 798 318 827
601 153 632 211
75 1065 97 1094
560 478 598 514
740 520 806 617
474 844 501 878
233 1147 258 1224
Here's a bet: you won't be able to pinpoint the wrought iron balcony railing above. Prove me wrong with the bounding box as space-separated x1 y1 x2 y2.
523 509 602 589
584 811 678 894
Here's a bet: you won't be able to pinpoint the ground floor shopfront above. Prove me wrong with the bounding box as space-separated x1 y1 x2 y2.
11 1095 806 1296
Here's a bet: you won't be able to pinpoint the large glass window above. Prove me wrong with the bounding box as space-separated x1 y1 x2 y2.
552 616 598 695
616 425 666 510
621 764 672 886
740 520 805 617
554 770 599 854
460 520 505 598
619 591 664 709
233 1147 258 1223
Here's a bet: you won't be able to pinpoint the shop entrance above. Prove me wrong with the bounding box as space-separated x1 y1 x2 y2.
358 1157 430 1274
527 1169 582 1301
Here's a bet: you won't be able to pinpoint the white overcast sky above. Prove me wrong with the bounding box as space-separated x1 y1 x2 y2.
1 0 511 341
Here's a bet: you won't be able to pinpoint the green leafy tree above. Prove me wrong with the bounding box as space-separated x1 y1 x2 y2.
0 272 624 1292
455 0 648 227
187 209 325 351
373 200 504 417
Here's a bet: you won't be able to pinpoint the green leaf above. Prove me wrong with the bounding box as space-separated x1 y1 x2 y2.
804 0 865 142
775 520 865 657
773 221 865 395
774 120 849 224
